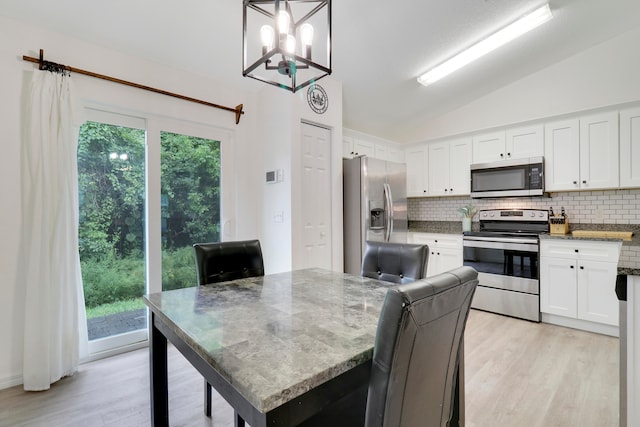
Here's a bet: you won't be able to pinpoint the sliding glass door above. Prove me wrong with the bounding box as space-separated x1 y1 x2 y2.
76 109 233 358
160 131 221 291
77 110 148 355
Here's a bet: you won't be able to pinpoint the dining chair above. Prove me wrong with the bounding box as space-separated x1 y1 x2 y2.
301 266 479 427
193 239 264 425
360 240 429 284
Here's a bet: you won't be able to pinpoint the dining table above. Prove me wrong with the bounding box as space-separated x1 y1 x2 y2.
143 267 465 427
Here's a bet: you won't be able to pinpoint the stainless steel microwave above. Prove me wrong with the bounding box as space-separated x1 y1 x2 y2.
470 156 544 198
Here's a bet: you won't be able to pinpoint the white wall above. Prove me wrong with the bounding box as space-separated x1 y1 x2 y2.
403 26 640 143
0 15 261 389
255 78 343 274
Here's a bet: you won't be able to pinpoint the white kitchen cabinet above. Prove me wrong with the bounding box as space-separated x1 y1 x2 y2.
343 136 376 158
428 138 472 196
374 144 387 160
544 119 580 190
472 131 506 164
387 147 405 164
620 106 640 187
449 138 473 195
471 126 543 164
545 112 619 191
409 233 463 278
353 138 376 158
579 112 619 189
540 256 578 317
343 136 355 158
405 144 428 197
540 239 621 330
505 124 544 159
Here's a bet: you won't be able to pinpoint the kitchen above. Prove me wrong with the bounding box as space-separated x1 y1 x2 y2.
344 99 640 424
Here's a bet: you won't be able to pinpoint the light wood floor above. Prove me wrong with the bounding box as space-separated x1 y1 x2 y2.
0 310 619 427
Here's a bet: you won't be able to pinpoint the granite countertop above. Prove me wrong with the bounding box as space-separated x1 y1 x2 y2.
409 220 640 275
144 268 389 413
540 223 640 247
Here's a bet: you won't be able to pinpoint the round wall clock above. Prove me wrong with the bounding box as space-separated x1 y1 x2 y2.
307 84 328 114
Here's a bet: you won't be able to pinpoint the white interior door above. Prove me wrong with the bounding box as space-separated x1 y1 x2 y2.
300 123 332 269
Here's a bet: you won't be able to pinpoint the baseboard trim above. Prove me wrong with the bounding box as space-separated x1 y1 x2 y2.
0 373 23 391
542 313 619 337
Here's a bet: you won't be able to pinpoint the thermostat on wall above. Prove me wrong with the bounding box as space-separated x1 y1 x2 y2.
266 169 284 184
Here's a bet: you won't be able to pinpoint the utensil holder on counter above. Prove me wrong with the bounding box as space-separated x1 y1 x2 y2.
549 216 569 235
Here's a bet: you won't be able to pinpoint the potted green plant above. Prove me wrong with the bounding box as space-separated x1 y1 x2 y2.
457 204 477 232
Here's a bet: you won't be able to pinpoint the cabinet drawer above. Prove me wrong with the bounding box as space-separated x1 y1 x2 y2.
411 233 461 249
540 239 621 263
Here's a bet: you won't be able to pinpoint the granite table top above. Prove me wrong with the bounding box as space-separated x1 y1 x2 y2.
143 268 390 414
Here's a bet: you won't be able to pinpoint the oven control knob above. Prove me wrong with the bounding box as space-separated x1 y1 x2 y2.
482 212 487 218
539 212 545 217
489 212 495 217
530 212 535 217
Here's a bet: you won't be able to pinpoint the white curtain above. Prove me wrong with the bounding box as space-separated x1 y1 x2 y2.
20 70 86 391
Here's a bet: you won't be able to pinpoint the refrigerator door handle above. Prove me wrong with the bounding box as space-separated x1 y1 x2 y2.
383 183 393 241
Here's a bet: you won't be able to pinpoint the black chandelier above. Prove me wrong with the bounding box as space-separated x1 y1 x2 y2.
243 0 332 93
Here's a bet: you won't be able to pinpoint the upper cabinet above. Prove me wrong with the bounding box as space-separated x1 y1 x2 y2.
472 131 505 163
406 144 428 197
545 112 619 191
472 125 543 164
620 106 640 187
428 138 472 196
343 131 404 163
387 146 405 164
506 125 544 159
342 136 375 158
353 138 376 158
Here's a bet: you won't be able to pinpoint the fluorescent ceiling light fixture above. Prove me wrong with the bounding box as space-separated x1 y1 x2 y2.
417 3 553 87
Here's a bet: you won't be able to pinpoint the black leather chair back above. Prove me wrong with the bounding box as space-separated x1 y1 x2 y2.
365 266 478 427
193 240 264 285
361 241 429 284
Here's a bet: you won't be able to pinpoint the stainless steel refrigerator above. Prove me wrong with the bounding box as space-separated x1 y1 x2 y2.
343 156 408 275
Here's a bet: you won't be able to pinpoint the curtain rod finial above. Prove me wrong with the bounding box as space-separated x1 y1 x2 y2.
235 104 244 125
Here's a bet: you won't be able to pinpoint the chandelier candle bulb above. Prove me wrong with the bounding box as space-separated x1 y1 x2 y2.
277 10 290 35
260 25 275 52
300 23 314 59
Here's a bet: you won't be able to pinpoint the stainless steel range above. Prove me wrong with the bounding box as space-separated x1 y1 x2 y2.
463 209 549 322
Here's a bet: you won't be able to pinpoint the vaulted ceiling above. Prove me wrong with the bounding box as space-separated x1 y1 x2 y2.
2 0 640 142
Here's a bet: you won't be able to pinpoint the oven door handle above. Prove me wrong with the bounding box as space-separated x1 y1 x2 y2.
463 235 539 245
463 239 539 252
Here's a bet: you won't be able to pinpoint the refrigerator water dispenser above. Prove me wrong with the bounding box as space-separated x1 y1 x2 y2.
370 207 385 229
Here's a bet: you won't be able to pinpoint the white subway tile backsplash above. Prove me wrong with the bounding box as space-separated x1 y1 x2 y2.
408 189 640 224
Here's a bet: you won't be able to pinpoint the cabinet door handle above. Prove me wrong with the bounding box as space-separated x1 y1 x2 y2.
437 252 440 255
444 188 448 192
573 181 578 185
500 153 504 158
582 180 587 184
507 152 511 157
450 188 453 192
580 266 584 270
570 265 575 269
574 249 579 253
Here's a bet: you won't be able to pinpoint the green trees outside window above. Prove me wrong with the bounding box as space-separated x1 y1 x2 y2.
160 131 220 291
78 121 220 327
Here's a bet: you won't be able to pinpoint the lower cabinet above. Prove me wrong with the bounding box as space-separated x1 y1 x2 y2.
409 233 463 277
540 239 621 333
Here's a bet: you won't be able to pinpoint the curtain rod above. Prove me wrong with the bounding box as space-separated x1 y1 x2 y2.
22 49 245 125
